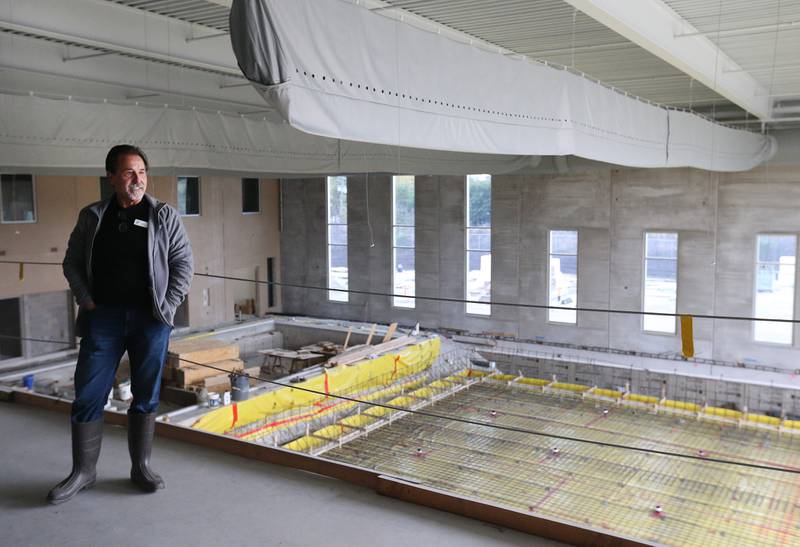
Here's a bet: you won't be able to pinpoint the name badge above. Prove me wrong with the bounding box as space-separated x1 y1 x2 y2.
133 219 149 228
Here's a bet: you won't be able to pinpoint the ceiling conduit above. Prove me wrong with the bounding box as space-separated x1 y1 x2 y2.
229 0 776 172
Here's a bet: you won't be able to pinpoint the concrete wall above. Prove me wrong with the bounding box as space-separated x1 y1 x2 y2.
280 164 800 372
482 351 797 418
0 173 281 349
21 290 73 357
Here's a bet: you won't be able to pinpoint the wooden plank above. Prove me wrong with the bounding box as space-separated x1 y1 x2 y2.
328 335 417 367
375 476 645 547
167 338 239 369
343 327 352 350
203 373 232 394
365 324 376 345
382 322 398 343
176 358 244 386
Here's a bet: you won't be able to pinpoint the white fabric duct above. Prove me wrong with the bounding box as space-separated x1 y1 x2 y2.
229 0 776 172
0 93 537 175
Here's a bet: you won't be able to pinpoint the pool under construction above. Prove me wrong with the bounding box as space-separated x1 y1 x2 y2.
184 336 800 546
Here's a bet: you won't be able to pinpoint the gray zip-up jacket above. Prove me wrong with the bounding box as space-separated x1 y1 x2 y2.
63 193 194 329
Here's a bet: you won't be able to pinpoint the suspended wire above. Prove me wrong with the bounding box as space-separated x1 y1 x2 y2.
3 329 799 475
0 259 797 323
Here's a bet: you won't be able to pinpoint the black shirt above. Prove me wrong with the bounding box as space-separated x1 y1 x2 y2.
91 198 151 309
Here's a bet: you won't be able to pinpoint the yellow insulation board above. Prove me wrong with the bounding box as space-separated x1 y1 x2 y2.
516 377 550 387
551 382 590 393
235 375 429 442
746 413 781 425
493 374 517 382
663 400 701 412
191 337 440 434
593 388 622 398
703 406 742 419
285 372 475 452
627 394 659 404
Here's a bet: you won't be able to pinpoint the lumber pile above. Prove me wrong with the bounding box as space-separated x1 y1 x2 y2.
164 338 244 390
327 335 417 367
299 341 343 357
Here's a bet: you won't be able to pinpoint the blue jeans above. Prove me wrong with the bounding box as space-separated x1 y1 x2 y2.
71 306 172 423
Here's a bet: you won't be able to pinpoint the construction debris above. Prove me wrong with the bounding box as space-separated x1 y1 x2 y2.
259 349 326 375
328 335 418 367
175 359 244 387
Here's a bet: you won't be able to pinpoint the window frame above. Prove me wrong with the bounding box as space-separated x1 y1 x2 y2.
641 231 679 335
0 174 37 224
465 174 492 316
752 232 797 346
241 178 261 215
392 175 416 309
547 228 579 325
326 176 349 303
177 175 201 217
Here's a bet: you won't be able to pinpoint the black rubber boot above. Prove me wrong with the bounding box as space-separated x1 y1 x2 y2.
47 419 103 504
128 412 165 492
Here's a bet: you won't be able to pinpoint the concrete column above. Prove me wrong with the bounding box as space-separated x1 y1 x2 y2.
415 176 442 329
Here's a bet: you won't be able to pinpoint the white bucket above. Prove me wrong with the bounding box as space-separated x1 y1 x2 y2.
115 381 132 401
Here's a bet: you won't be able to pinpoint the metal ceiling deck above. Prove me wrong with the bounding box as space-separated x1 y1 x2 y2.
104 0 800 128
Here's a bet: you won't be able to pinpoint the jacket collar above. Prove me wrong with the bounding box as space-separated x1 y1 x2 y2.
143 193 163 211
89 193 162 217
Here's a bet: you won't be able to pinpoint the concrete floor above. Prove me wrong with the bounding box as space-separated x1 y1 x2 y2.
0 402 561 547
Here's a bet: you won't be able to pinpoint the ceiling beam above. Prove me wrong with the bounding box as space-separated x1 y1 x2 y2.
562 0 772 119
0 20 241 77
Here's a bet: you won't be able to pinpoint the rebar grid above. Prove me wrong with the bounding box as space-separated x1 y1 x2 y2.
439 384 800 469
323 383 800 546
226 347 470 444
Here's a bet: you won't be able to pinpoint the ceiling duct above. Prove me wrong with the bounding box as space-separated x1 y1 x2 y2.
228 0 775 172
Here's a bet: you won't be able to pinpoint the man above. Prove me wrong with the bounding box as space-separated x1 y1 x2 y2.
49 144 193 504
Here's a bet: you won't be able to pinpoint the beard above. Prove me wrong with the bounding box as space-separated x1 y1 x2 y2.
122 183 145 201
115 182 146 206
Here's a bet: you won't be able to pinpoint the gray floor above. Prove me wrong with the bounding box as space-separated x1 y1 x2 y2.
0 402 562 547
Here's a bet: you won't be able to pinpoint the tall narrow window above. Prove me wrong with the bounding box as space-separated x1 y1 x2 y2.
1 174 36 223
242 178 260 213
643 232 678 333
177 176 200 216
548 230 578 324
466 174 491 315
754 234 796 344
327 176 348 302
392 176 415 308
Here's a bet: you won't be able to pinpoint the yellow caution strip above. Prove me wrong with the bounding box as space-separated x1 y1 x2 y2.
680 315 694 358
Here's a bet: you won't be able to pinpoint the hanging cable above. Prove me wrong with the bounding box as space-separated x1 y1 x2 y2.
4 329 800 476
0 259 797 323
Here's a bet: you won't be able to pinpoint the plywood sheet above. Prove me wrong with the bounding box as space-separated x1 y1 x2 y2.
176 358 244 386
